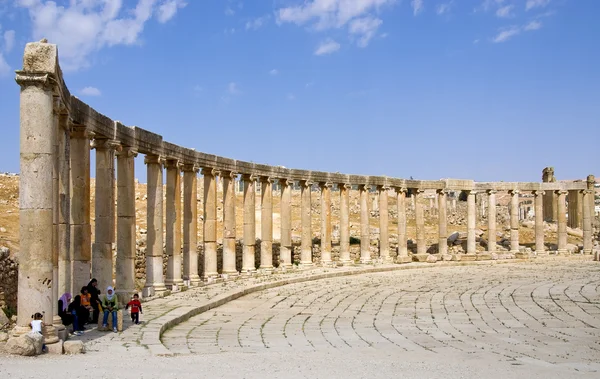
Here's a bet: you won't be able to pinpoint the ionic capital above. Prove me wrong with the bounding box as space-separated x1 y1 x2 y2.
222 170 238 179
415 189 425 195
532 189 545 196
299 180 313 188
319 182 333 190
69 124 94 139
91 138 121 152
581 189 593 195
181 163 199 173
52 96 67 116
279 178 293 187
555 190 568 196
394 187 407 194
358 184 369 191
201 167 217 177
116 146 137 158
241 173 258 182
508 189 520 195
164 159 184 170
144 154 165 166
15 71 54 90
486 189 497 195
436 188 450 195
377 185 391 192
339 183 351 190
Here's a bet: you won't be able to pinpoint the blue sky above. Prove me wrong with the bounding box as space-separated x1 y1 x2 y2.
0 0 598 183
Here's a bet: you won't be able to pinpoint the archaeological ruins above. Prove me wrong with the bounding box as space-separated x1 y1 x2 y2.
10 40 598 349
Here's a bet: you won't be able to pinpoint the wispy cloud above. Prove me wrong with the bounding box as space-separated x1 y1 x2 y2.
287 93 296 101
314 39 340 56
80 86 101 96
492 20 543 43
269 69 279 76
348 16 382 47
0 53 9 77
246 15 270 31
526 0 551 11
157 0 187 24
411 0 424 16
225 6 235 16
524 20 542 31
496 5 514 18
436 2 453 16
228 82 241 95
3 30 15 53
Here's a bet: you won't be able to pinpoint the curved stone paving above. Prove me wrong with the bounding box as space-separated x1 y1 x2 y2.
163 261 600 372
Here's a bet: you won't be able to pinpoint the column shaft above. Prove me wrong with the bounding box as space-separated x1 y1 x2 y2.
300 180 313 266
223 171 238 274
437 190 448 256
583 190 593 254
242 175 257 272
467 190 476 254
487 190 497 253
182 165 201 285
534 190 545 254
359 185 371 263
57 113 71 296
165 160 184 286
115 147 136 301
203 169 218 278
379 186 390 261
557 190 568 254
260 178 274 271
415 190 426 255
339 184 351 264
144 155 166 294
320 183 332 264
279 179 292 268
509 190 519 253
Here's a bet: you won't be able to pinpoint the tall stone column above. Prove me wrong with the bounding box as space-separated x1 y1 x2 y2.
144 155 167 295
509 190 520 253
202 168 219 279
583 182 594 254
300 180 313 267
242 174 257 273
415 189 426 255
487 190 497 253
359 184 371 263
57 111 71 296
542 167 557 222
15 56 58 342
279 179 292 268
396 188 408 261
70 125 92 291
320 182 333 264
222 171 238 275
378 186 390 262
115 147 136 302
437 189 448 256
556 190 567 254
182 164 201 285
92 139 117 289
260 177 274 272
165 160 184 287
534 190 545 255
339 184 351 264
568 190 582 229
466 190 476 254
51 98 61 328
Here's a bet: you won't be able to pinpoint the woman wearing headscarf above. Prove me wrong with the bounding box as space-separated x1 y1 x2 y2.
101 286 119 333
57 292 73 326
86 278 101 323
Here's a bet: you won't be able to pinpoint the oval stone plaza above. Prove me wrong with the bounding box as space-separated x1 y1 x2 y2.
1 41 599 378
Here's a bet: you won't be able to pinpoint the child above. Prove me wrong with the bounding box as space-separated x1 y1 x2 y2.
30 312 47 352
101 286 119 332
125 294 143 325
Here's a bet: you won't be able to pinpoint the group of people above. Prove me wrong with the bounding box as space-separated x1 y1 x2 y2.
55 278 143 335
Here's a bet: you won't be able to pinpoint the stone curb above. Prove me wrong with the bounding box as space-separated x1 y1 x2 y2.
144 255 595 356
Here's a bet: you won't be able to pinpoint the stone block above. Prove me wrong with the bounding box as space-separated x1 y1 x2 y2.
426 255 438 263
5 332 42 356
441 254 453 261
515 252 530 259
461 254 477 261
97 310 123 332
46 340 64 355
0 331 8 343
64 340 85 354
57 328 69 342
451 254 462 261
476 253 492 261
412 254 430 262
395 256 412 264
142 286 155 298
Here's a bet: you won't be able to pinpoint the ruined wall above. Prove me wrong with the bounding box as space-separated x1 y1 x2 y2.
0 247 18 315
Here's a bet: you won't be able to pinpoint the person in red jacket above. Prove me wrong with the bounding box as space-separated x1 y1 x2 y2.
125 293 143 325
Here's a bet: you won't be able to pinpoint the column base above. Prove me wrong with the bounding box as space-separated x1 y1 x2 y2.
220 271 239 280
202 272 219 281
299 262 313 269
13 324 61 345
557 249 568 255
188 275 202 287
396 256 412 264
165 278 185 288
257 266 274 275
535 250 547 256
240 267 257 276
116 290 136 304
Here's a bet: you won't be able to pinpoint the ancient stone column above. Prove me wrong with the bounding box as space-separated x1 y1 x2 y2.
542 167 557 222
582 189 593 254
57 111 71 296
242 174 257 273
51 98 61 329
279 179 292 268
378 186 390 262
466 190 477 254
339 183 351 264
320 182 333 264
182 164 201 285
92 139 117 289
165 160 184 288
15 54 58 342
222 171 238 275
487 190 497 253
70 125 92 291
556 190 567 254
144 155 167 295
115 147 137 302
259 177 274 272
509 190 520 253
437 189 448 256
534 190 545 255
300 180 313 267
415 189 426 255
396 188 408 260
568 190 582 229
359 184 372 263
203 168 219 279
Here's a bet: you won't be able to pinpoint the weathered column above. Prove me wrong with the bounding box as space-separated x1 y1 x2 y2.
487 190 497 253
242 174 257 273
51 98 61 329
15 50 58 342
359 184 372 263
568 190 582 229
583 177 594 254
165 160 184 287
115 147 137 302
182 164 201 285
92 139 117 289
437 189 448 256
509 190 520 253
222 171 238 275
466 190 477 254
378 186 390 262
320 182 333 264
259 177 274 272
339 183 351 264
203 168 219 279
542 167 557 222
70 124 92 291
300 180 313 267
415 189 426 255
144 155 167 295
534 190 545 255
396 188 409 261
57 110 71 296
279 179 292 268
556 190 567 254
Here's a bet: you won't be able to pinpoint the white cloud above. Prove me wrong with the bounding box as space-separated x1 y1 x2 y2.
305 81 314 88
492 25 520 43
524 20 542 31
479 0 506 13
3 30 15 52
269 69 279 75
411 0 424 16
156 0 187 24
314 39 340 56
495 5 513 18
348 16 382 47
246 15 270 31
0 53 10 77
80 86 101 96
526 0 550 11
225 6 234 16
287 93 295 100
228 82 241 95
436 2 453 15
16 0 186 71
